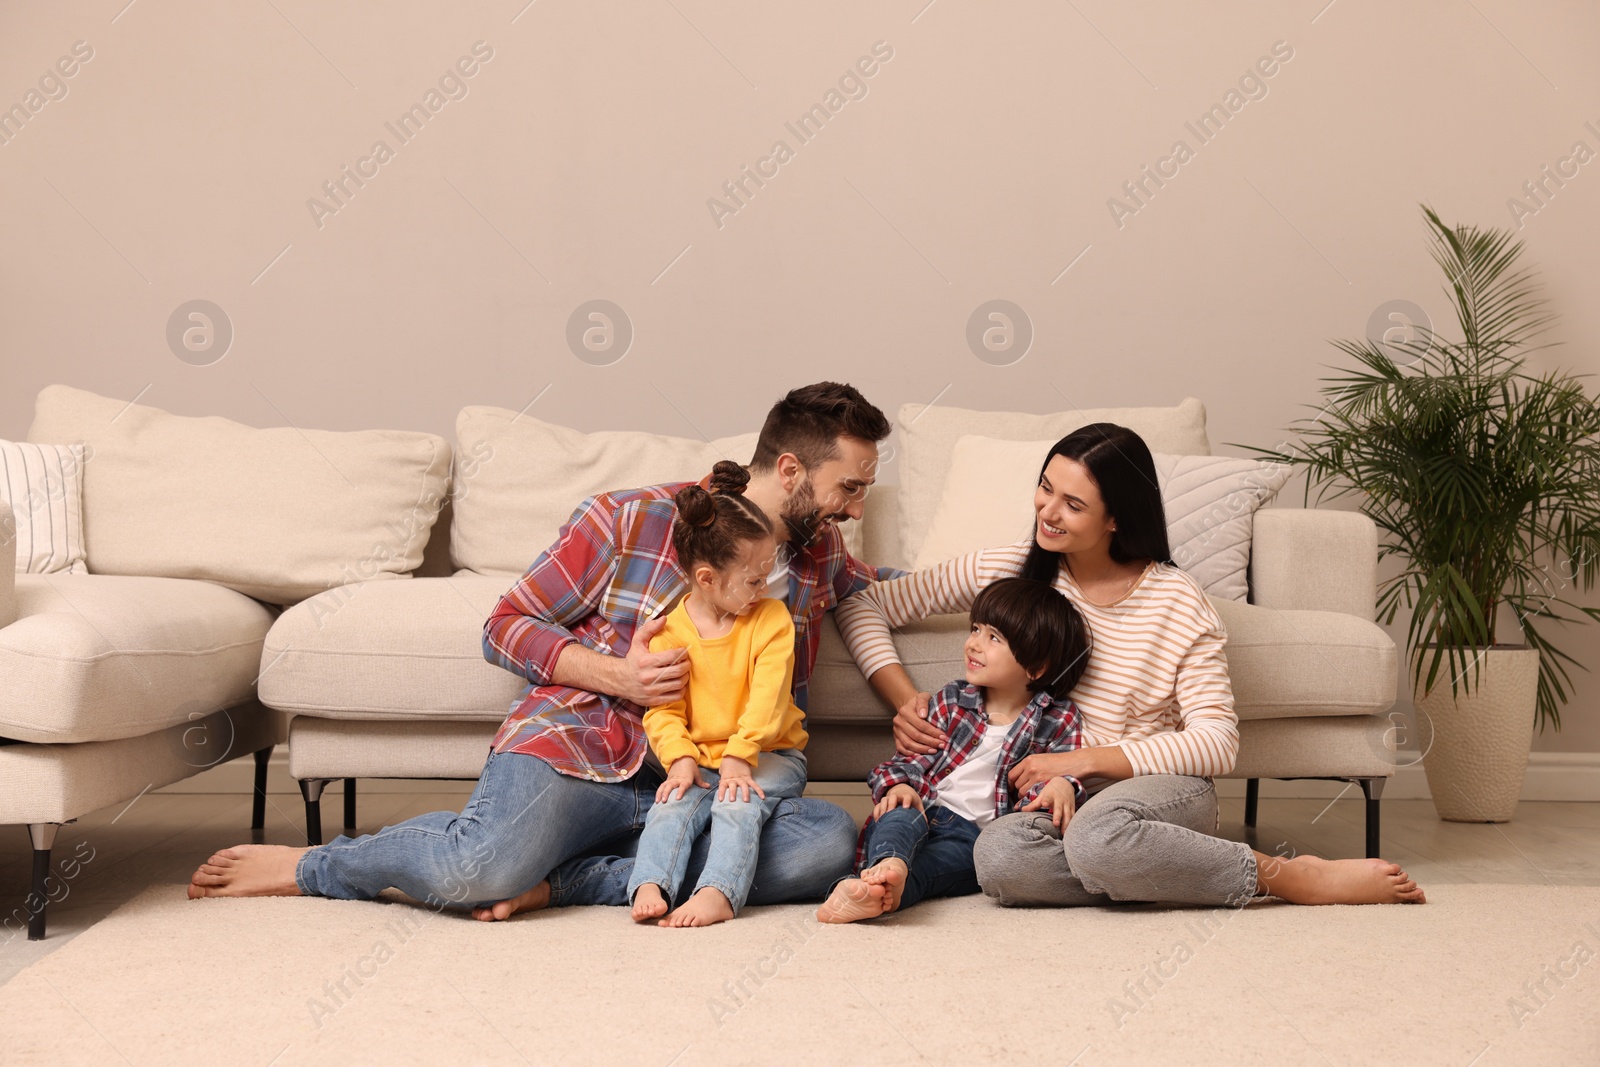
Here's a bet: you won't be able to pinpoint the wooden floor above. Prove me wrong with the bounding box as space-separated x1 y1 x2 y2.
3 765 1597 987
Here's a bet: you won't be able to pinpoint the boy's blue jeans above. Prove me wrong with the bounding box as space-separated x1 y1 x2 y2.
627 748 807 913
295 747 848 909
860 803 983 911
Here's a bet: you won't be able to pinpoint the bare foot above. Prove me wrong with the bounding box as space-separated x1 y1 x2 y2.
1255 853 1427 905
471 880 551 922
860 858 910 913
631 883 669 923
660 887 735 928
188 844 307 898
815 878 889 924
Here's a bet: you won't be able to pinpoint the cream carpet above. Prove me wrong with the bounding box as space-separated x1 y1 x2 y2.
4 884 1597 1065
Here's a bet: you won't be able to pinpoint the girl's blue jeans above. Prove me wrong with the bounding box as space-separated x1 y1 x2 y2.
626 748 807 914
860 803 983 911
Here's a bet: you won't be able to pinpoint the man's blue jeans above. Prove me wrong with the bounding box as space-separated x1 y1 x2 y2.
627 748 807 914
859 803 983 912
295 748 853 909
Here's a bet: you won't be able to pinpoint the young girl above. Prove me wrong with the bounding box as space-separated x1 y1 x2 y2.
817 578 1090 922
628 460 809 928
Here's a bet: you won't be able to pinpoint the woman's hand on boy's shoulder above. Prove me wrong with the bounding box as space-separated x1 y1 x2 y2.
873 783 925 818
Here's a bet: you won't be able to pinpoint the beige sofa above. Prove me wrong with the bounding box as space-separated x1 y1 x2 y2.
4 387 1397 939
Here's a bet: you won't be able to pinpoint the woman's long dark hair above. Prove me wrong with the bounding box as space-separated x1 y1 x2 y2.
1018 422 1172 585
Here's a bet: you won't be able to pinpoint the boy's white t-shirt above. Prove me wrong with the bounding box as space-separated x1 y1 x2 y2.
932 718 1017 826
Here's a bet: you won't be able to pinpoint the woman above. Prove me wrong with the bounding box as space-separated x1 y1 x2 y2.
834 423 1425 908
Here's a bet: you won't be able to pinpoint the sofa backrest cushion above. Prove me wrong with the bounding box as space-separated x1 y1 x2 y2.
450 406 761 576
910 435 1288 601
26 385 451 605
895 397 1211 566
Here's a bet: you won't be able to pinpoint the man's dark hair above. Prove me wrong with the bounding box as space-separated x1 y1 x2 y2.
969 578 1092 702
747 382 892 474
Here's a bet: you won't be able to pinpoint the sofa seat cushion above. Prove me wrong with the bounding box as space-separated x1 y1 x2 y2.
260 575 525 720
0 574 275 744
806 600 1397 726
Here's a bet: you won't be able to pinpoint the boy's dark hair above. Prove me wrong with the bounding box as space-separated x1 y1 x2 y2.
747 382 892 475
969 578 1091 702
672 459 774 573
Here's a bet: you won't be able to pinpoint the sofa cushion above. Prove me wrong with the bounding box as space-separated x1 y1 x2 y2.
26 384 451 605
449 406 760 576
910 437 1290 601
895 398 1211 566
806 598 1395 725
259 574 525 720
1 440 88 575
0 574 275 744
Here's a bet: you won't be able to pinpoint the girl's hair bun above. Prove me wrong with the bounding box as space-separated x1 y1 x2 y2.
708 459 751 495
674 483 718 528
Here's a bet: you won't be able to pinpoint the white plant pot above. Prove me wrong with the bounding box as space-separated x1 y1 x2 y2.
1414 646 1540 822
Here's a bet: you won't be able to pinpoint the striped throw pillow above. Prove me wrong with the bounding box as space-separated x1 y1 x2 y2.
1 440 89 574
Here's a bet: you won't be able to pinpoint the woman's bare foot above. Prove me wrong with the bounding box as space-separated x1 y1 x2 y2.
471 880 551 922
187 844 307 898
859 858 910 913
631 883 669 923
815 878 889 924
660 887 734 927
1255 853 1427 905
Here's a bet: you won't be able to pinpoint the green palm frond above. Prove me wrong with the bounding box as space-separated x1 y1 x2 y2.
1243 205 1600 731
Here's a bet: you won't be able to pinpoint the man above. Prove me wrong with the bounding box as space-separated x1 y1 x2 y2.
189 382 903 917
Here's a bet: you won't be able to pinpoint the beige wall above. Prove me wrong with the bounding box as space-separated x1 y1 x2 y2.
3 1 1598 753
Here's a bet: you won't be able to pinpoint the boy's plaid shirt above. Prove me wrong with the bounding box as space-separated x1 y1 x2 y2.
857 680 1087 870
482 476 906 782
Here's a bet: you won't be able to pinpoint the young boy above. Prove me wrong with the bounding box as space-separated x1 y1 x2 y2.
817 578 1091 922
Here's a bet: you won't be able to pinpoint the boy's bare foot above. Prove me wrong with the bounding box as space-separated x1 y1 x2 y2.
187 845 307 898
631 883 669 923
660 886 735 927
1255 853 1427 905
471 880 551 922
815 878 889 924
859 858 910 913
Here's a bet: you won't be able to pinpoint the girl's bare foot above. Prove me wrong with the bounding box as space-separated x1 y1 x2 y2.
188 845 307 898
815 878 889 924
631 883 669 923
471 880 551 922
859 858 910 913
1255 853 1427 905
660 887 735 927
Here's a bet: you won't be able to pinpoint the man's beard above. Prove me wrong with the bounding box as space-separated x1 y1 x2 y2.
781 475 836 549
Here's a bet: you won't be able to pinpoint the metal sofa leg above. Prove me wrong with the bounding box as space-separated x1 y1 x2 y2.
251 745 274 831
1358 777 1385 859
300 778 330 846
343 778 357 831
27 823 61 941
1244 778 1260 828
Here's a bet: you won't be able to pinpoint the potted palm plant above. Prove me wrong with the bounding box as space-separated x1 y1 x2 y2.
1265 205 1600 821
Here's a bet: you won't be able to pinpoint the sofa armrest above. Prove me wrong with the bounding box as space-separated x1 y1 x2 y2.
1 499 17 629
1249 508 1378 621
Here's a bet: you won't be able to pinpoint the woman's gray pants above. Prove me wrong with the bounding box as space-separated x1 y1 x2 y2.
973 775 1259 907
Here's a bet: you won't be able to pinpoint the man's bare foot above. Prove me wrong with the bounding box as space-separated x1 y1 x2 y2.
187 844 307 898
859 858 910 913
631 883 669 923
471 880 551 922
815 878 889 924
660 887 734 927
1255 853 1427 905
